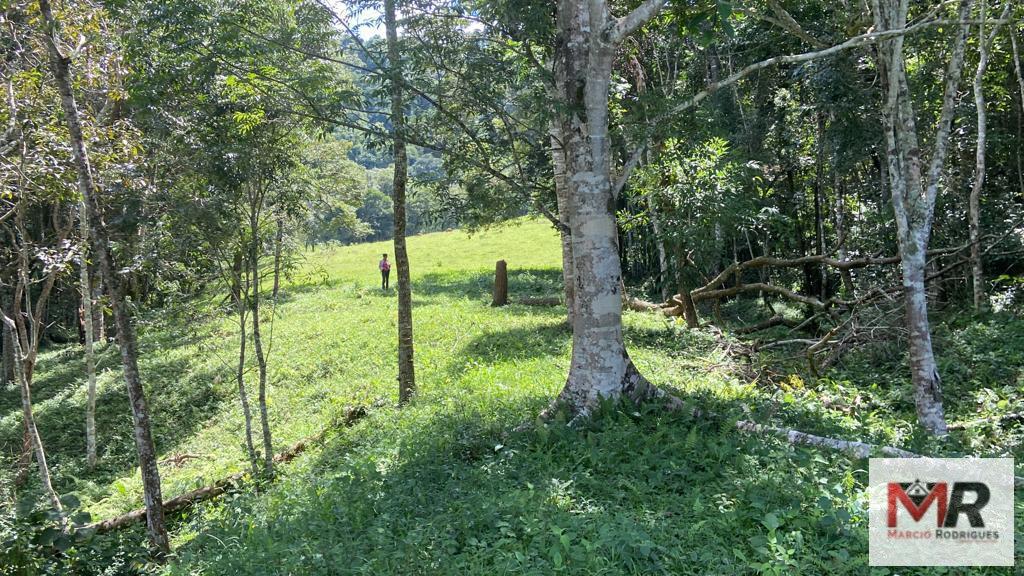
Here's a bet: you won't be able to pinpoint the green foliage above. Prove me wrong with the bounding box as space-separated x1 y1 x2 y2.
0 494 152 576
8 218 1021 574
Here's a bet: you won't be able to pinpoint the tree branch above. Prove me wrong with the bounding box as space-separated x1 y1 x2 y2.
610 0 668 43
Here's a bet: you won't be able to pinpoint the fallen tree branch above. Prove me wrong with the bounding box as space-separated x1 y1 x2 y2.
735 420 1024 487
693 244 972 299
755 338 819 350
88 405 369 534
692 282 827 310
624 296 664 313
733 314 801 334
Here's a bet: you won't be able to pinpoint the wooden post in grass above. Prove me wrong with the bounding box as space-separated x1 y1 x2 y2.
492 260 508 306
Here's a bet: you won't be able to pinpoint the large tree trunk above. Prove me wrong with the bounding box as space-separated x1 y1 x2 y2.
80 202 99 469
39 0 170 554
385 0 416 405
900 248 947 433
873 0 972 436
550 0 672 418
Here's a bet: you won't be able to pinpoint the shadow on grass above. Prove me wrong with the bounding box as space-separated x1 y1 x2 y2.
455 320 572 365
165 387 891 576
0 336 225 498
415 268 564 301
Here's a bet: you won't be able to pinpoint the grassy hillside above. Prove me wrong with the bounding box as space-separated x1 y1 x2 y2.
3 217 1022 574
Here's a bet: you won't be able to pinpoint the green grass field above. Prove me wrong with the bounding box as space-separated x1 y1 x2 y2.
3 217 1023 574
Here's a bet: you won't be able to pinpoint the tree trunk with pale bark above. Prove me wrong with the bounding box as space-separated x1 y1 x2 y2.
1 312 61 512
1 304 12 391
872 0 973 436
968 2 1009 311
549 0 676 418
80 202 98 469
39 0 170 553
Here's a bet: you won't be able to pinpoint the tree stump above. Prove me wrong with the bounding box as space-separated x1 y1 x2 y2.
492 260 508 306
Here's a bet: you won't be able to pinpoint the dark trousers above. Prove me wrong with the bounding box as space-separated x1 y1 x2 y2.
381 269 390 290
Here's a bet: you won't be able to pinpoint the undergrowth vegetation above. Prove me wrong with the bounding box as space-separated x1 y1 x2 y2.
2 218 1022 574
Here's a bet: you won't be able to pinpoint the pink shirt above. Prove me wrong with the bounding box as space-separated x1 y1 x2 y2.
379 259 391 271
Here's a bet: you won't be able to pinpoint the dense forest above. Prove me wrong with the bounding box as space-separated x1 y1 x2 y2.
2 0 1024 573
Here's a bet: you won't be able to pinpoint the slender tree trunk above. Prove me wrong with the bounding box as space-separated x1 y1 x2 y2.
235 302 257 475
968 6 987 311
967 2 1010 311
649 201 669 302
80 202 98 469
872 0 972 436
1011 29 1024 196
272 216 283 300
831 149 856 295
674 249 699 329
91 271 104 342
648 146 670 301
1 294 12 391
385 0 416 405
814 113 827 300
248 200 273 476
2 313 61 512
39 0 170 553
8 201 66 503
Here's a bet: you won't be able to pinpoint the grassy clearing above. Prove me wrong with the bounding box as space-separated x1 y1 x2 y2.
3 217 1023 574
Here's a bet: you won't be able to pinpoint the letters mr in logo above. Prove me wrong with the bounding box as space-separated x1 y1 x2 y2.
887 480 990 528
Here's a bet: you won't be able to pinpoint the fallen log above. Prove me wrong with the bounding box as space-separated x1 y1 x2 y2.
624 296 663 313
733 314 800 334
735 420 1024 487
88 405 369 534
89 471 247 534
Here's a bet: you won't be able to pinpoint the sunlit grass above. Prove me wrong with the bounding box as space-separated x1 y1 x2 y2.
5 216 1023 574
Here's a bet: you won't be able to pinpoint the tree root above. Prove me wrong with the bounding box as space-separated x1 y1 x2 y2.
735 419 1024 487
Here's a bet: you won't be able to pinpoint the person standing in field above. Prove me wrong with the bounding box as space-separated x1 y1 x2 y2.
379 253 391 290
